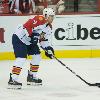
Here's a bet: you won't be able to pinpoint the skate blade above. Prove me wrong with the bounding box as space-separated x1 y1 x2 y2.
27 82 42 86
7 84 22 89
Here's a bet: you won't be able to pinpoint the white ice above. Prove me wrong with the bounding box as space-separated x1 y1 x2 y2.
0 58 100 100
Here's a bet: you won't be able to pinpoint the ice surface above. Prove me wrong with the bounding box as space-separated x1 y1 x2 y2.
0 58 100 100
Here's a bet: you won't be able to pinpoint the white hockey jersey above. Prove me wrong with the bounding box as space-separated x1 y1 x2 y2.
13 23 52 48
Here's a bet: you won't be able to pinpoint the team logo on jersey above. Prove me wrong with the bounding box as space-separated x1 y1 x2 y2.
39 32 46 42
33 20 37 24
39 17 43 21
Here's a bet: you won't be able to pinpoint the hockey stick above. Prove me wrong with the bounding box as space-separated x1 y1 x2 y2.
53 56 100 88
41 46 100 88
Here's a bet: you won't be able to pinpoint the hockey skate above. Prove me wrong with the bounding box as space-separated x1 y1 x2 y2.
8 73 22 89
27 70 42 86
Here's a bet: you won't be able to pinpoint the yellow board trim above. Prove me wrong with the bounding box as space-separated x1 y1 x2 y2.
0 50 100 60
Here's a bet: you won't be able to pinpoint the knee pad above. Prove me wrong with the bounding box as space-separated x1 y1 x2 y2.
14 58 26 68
31 54 41 65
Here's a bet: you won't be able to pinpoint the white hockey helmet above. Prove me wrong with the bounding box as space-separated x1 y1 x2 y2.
43 8 55 18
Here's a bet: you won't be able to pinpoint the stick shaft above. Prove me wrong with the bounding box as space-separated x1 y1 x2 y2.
41 46 98 86
54 56 91 86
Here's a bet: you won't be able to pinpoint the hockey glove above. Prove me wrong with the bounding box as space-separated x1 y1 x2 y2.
45 46 54 59
30 33 39 45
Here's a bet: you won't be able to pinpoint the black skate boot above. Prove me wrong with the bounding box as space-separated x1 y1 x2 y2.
27 70 42 85
8 73 22 89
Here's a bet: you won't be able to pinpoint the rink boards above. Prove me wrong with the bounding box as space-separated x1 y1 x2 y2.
0 14 100 60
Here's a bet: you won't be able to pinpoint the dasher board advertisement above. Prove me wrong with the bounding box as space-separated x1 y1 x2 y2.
52 15 100 46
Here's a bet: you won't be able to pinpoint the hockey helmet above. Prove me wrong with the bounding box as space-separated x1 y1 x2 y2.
43 8 55 18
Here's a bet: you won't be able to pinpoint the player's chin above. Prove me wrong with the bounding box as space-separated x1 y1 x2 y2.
49 20 53 24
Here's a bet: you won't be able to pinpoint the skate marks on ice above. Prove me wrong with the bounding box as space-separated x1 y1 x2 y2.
45 85 100 99
0 59 100 100
1 84 100 100
6 79 100 98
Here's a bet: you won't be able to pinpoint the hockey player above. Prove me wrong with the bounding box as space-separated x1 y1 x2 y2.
8 8 55 89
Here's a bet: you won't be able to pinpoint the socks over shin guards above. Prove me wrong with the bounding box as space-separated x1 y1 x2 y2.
11 66 22 81
30 64 39 78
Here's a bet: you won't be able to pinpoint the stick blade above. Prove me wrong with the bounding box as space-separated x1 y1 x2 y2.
95 83 100 88
88 83 100 88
